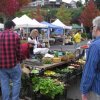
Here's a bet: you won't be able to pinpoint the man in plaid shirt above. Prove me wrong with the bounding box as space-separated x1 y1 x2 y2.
0 21 22 100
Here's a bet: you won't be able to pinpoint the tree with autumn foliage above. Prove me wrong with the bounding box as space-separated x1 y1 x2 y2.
35 5 44 22
0 0 31 21
80 0 100 28
18 0 31 7
0 0 19 17
30 5 44 22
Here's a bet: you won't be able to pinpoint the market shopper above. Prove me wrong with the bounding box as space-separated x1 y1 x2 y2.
73 30 82 49
80 16 100 100
0 21 22 100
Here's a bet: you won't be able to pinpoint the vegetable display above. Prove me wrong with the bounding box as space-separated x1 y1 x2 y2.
32 77 64 99
42 57 53 64
21 49 84 100
55 67 74 74
44 70 56 76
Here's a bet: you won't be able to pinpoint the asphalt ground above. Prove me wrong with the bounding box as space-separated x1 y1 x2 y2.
50 40 88 52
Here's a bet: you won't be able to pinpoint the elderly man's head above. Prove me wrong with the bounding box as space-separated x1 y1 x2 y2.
92 16 100 37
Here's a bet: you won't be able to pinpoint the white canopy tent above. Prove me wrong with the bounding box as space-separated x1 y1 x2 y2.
12 17 19 23
32 19 47 28
0 23 4 29
52 19 72 45
13 15 47 28
52 19 72 29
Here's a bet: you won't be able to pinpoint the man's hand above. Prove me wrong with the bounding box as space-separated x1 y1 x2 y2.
82 94 88 100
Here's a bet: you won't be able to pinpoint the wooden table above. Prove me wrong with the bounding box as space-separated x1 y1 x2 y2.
36 61 67 70
23 60 68 71
23 58 75 71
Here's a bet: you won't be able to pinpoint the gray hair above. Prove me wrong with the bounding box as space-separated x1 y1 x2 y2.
93 16 100 30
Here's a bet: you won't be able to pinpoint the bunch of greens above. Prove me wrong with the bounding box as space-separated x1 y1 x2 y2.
42 58 52 64
56 68 73 74
61 68 73 73
54 51 59 57
32 77 64 99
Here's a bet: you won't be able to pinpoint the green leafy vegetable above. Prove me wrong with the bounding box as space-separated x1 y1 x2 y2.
55 68 73 74
32 77 64 99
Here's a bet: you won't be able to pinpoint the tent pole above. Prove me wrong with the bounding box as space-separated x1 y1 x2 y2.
47 28 50 48
84 28 87 40
63 28 65 45
81 23 84 33
27 25 28 39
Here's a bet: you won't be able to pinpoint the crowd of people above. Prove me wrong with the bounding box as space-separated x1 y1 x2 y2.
0 16 100 100
0 21 46 100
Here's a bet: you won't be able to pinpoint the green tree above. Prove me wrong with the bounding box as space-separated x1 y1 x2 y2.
76 1 83 7
56 5 72 25
15 10 30 17
71 7 83 24
45 8 57 22
95 0 100 9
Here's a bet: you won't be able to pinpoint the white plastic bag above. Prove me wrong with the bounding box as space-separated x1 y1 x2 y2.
33 48 49 54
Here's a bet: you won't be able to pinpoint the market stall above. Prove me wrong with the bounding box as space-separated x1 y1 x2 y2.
40 21 62 47
52 19 72 45
13 15 47 28
20 48 86 100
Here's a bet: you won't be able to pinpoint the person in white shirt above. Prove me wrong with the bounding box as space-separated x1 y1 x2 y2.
28 29 41 55
28 29 49 55
28 29 40 49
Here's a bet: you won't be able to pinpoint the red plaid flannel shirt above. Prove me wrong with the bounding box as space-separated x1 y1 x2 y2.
0 29 21 68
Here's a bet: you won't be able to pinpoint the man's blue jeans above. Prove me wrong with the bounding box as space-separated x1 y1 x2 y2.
0 64 22 100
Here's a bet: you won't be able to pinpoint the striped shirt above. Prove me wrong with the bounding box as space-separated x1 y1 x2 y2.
0 29 21 68
80 37 100 95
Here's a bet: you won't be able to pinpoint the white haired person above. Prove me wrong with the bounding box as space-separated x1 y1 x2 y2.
80 16 100 100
